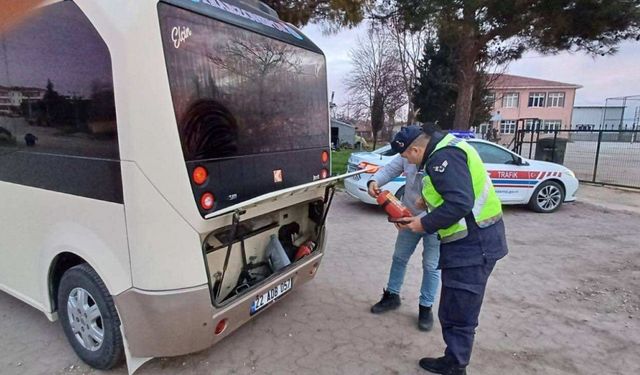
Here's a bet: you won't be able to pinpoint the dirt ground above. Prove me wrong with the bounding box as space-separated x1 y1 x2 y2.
1 185 639 375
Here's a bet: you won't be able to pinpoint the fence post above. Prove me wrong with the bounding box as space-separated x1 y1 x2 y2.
531 127 540 159
592 131 603 183
552 128 558 163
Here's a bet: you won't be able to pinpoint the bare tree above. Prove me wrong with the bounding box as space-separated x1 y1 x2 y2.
346 25 407 148
372 7 434 125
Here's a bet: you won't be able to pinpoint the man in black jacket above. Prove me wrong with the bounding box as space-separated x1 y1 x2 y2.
392 125 508 375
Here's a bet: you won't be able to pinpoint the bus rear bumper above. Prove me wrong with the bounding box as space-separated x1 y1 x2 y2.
113 252 324 358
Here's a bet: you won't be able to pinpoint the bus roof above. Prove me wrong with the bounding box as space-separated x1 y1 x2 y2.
161 0 323 54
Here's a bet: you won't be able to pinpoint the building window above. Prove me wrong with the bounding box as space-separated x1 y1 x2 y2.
485 92 496 105
478 123 490 137
524 119 541 133
576 124 595 131
502 92 519 108
528 92 546 107
500 120 516 134
547 92 565 107
542 120 561 133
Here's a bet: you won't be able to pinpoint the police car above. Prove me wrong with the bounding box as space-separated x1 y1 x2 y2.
344 139 579 213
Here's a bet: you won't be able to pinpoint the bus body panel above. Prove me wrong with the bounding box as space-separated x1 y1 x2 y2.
121 162 208 290
114 231 326 358
0 181 131 314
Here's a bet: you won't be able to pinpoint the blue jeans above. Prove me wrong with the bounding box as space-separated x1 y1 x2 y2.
386 229 441 307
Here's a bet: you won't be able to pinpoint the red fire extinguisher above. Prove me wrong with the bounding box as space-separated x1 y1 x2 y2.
294 240 316 261
376 190 412 219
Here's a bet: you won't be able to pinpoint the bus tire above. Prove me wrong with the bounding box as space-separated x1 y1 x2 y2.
57 264 124 370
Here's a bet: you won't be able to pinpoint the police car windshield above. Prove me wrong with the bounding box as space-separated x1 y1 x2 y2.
159 4 329 161
374 145 395 156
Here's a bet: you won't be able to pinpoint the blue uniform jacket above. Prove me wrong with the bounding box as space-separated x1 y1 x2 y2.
419 132 508 269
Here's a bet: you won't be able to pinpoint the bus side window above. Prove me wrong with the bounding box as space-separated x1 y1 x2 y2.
0 2 123 203
0 2 119 160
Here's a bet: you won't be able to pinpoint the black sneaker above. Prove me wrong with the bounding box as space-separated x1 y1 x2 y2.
419 356 467 375
418 305 434 331
370 289 400 314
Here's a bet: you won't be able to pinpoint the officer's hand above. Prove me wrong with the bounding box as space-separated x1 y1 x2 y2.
397 216 425 233
415 197 427 210
367 181 381 198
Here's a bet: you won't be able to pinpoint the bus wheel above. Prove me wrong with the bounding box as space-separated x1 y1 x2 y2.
57 264 124 369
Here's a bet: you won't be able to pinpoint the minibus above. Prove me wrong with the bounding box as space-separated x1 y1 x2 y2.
0 0 355 372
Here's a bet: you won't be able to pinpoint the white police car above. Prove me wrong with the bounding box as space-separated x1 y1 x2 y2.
344 139 579 213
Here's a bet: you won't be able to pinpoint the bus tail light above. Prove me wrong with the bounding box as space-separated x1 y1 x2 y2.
320 168 329 179
214 318 228 335
321 150 329 164
192 166 208 185
200 192 215 210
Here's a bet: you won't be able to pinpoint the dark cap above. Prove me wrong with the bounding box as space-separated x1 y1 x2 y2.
390 125 423 154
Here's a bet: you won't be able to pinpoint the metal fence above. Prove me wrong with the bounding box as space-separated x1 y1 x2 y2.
511 128 640 189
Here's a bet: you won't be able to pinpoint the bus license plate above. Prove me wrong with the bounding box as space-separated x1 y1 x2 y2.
250 278 292 315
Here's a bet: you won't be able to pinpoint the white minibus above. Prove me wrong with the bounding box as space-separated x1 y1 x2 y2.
0 0 354 372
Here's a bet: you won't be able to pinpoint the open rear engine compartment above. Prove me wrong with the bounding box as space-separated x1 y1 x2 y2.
203 189 334 306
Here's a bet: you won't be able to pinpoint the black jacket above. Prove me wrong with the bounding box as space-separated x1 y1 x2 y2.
419 132 508 269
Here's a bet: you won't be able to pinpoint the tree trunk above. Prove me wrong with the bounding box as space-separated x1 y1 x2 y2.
407 100 415 124
453 62 476 130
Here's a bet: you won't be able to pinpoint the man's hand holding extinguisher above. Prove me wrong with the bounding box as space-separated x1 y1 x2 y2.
397 197 428 233
367 180 381 198
368 181 399 229
368 181 415 231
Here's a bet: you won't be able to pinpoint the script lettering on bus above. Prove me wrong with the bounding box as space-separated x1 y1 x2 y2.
171 26 192 49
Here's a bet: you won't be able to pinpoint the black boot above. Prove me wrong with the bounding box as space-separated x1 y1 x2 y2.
418 305 434 331
419 356 467 375
370 289 400 314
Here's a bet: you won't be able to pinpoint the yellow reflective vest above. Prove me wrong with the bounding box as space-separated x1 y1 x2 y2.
422 134 502 243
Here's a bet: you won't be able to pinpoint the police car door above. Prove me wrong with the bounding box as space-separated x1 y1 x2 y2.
468 141 532 203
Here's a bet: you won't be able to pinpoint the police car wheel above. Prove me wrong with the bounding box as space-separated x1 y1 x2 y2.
529 181 564 213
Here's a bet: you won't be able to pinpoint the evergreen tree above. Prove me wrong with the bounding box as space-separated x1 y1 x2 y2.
393 0 640 129
263 0 370 28
414 39 490 129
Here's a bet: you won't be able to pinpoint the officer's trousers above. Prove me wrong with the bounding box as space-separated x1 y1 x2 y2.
439 261 496 366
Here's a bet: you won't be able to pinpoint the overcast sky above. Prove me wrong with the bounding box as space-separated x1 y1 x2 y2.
302 23 640 109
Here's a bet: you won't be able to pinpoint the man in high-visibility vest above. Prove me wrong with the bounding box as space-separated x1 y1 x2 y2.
392 125 508 375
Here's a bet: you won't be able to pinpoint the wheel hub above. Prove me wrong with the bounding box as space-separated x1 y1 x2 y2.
537 185 561 211
67 287 104 351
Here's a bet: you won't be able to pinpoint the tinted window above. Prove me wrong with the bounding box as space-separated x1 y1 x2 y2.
158 4 329 162
0 3 122 203
470 142 517 164
0 2 118 160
